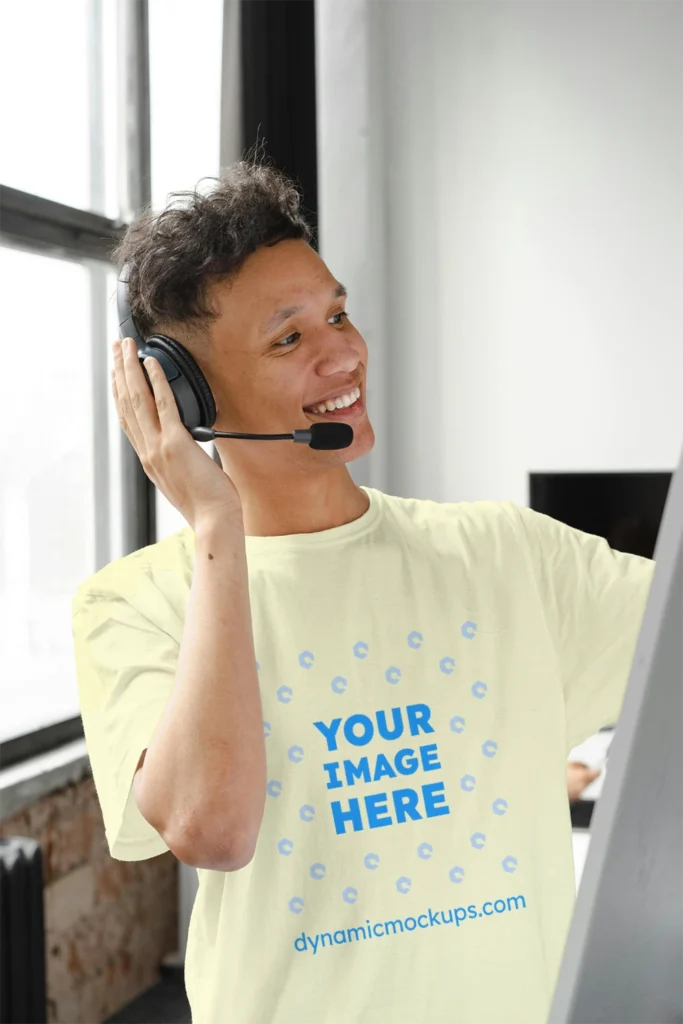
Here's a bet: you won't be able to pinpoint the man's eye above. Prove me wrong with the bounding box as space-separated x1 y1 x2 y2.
274 312 348 348
275 332 300 348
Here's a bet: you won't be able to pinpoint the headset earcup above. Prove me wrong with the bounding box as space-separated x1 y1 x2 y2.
141 334 217 431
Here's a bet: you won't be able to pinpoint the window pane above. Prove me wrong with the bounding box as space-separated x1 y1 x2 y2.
149 0 224 212
0 0 119 219
0 248 118 742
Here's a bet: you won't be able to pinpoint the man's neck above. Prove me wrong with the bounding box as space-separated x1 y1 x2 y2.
223 464 370 538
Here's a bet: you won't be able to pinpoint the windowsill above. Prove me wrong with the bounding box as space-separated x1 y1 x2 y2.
0 738 90 822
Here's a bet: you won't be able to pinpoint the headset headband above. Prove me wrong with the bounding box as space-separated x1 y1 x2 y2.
116 263 146 347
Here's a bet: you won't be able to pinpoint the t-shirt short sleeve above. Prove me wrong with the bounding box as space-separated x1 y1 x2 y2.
509 504 656 754
72 576 180 861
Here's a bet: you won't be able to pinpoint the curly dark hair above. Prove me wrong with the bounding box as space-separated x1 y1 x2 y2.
111 150 314 348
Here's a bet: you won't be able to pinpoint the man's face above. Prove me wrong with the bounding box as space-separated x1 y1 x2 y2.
205 238 374 468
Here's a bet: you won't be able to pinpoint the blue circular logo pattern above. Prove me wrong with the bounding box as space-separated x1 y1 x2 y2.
268 620 524 913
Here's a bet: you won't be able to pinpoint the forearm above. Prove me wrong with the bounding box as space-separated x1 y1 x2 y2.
135 513 267 867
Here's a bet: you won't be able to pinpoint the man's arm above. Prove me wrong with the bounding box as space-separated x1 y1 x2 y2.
132 513 267 871
510 503 655 752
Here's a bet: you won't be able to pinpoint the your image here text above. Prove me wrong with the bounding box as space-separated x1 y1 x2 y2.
313 702 453 835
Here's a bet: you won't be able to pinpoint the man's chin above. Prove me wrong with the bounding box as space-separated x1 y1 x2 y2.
319 420 375 463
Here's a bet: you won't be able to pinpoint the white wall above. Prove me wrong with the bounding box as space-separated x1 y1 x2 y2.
316 0 683 504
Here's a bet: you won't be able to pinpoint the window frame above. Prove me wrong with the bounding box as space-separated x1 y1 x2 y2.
0 0 155 770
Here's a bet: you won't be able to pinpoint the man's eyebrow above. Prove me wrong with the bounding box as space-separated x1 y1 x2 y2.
258 282 347 336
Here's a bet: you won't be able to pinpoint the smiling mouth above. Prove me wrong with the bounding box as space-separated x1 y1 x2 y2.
303 386 364 418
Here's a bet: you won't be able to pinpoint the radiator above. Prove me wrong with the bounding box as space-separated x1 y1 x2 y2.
0 837 47 1023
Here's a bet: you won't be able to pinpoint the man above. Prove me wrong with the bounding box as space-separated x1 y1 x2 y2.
72 158 655 1024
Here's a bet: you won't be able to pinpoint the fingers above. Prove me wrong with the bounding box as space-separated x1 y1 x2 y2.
111 338 186 469
578 764 599 778
139 351 182 433
112 338 156 462
568 762 600 779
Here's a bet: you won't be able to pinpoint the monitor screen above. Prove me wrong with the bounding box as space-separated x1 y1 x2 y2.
528 471 672 559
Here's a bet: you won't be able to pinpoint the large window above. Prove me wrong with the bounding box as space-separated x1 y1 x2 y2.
0 0 119 219
0 0 225 758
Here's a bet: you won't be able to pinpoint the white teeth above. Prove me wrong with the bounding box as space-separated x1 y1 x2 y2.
308 386 360 415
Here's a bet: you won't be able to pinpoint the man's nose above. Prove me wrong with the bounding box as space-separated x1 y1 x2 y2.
316 330 359 374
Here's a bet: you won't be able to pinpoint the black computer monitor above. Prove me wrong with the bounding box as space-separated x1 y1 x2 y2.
528 470 672 559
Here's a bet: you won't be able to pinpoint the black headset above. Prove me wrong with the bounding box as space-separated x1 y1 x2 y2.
117 263 220 441
116 263 352 449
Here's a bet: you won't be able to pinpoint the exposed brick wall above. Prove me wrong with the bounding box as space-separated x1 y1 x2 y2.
0 774 178 1024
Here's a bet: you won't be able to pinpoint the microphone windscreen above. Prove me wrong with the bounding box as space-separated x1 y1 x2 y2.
309 422 354 450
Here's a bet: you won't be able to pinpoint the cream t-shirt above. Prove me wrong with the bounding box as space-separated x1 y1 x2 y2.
71 487 655 1023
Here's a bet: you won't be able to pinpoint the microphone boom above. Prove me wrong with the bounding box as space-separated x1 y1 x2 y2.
295 423 354 449
190 422 354 449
